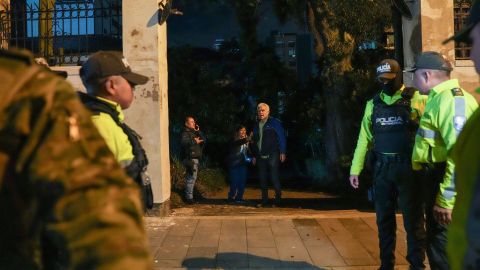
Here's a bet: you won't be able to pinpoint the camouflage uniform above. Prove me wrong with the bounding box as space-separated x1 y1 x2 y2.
0 49 152 269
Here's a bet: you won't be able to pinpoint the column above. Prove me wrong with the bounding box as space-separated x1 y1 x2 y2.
123 0 171 208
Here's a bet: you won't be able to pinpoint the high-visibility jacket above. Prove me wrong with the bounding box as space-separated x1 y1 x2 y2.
89 96 135 164
412 79 478 209
448 95 480 270
350 86 427 175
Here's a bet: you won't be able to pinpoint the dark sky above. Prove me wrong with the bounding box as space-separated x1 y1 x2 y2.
167 0 306 48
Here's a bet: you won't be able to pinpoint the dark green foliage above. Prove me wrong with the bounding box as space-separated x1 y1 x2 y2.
267 0 393 188
170 156 226 205
168 39 300 167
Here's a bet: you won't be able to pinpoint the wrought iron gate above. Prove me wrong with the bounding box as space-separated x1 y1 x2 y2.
0 0 122 65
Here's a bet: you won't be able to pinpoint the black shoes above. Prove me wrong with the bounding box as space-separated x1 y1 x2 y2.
185 198 195 205
256 200 282 208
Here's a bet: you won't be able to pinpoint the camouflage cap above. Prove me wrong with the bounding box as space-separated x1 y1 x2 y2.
405 51 453 72
376 59 400 80
443 0 480 44
80 51 148 86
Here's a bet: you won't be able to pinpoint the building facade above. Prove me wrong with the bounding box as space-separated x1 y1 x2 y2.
403 0 479 97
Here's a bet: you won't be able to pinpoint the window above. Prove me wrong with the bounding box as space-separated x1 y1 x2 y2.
454 0 472 60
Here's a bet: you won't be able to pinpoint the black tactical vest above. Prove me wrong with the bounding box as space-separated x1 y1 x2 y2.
372 88 418 154
78 92 148 184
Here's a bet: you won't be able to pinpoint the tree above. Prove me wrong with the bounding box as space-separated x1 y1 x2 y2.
268 0 392 188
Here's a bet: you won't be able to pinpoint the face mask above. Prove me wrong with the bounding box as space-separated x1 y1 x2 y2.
379 71 403 96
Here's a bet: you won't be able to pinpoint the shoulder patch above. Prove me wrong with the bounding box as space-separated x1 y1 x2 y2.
451 88 464 96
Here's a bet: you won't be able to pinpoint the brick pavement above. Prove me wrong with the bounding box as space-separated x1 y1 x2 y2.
145 213 420 270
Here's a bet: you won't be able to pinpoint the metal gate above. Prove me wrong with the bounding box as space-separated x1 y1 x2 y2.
0 0 122 66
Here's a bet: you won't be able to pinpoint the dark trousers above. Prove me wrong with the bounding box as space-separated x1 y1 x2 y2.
421 164 450 270
373 155 426 270
257 154 281 203
228 165 247 200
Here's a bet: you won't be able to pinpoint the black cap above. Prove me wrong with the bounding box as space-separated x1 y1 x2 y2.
376 59 400 79
405 51 453 72
443 0 480 44
80 51 149 85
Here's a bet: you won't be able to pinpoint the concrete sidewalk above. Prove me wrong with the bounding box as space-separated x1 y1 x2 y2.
145 213 416 270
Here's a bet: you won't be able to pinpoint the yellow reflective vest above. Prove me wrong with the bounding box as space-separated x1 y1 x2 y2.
412 79 478 209
90 96 135 164
447 92 480 270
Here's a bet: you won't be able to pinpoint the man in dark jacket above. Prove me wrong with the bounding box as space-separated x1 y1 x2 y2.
181 116 206 203
252 103 286 207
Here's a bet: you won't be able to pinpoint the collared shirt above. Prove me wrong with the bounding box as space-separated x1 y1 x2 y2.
412 79 478 209
350 86 427 175
257 119 267 152
90 96 134 164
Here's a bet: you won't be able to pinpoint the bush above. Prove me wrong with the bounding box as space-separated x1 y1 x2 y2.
170 156 227 205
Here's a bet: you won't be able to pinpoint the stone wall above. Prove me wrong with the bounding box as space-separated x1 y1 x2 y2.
403 0 479 98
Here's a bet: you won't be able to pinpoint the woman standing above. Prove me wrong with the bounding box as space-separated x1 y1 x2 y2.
227 125 251 203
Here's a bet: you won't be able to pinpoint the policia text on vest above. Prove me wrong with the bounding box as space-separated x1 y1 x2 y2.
350 58 428 270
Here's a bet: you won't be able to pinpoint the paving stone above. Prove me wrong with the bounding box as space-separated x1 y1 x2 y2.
147 226 169 239
167 219 198 237
248 247 282 267
190 231 220 247
340 218 382 264
246 219 270 227
183 247 217 268
220 219 247 248
153 259 184 268
318 219 376 266
270 219 298 236
218 238 247 253
306 245 346 267
219 224 247 251
275 236 312 263
280 260 323 269
190 227 221 247
154 245 189 260
162 235 192 248
197 219 221 229
296 226 331 247
247 227 276 248
293 218 321 227
221 219 246 229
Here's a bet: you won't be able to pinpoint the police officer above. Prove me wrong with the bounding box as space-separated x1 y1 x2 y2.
409 52 478 270
443 1 480 269
0 49 152 269
78 51 153 209
350 59 427 270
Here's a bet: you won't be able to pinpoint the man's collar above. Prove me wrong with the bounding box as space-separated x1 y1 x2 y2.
431 79 460 95
94 96 125 121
